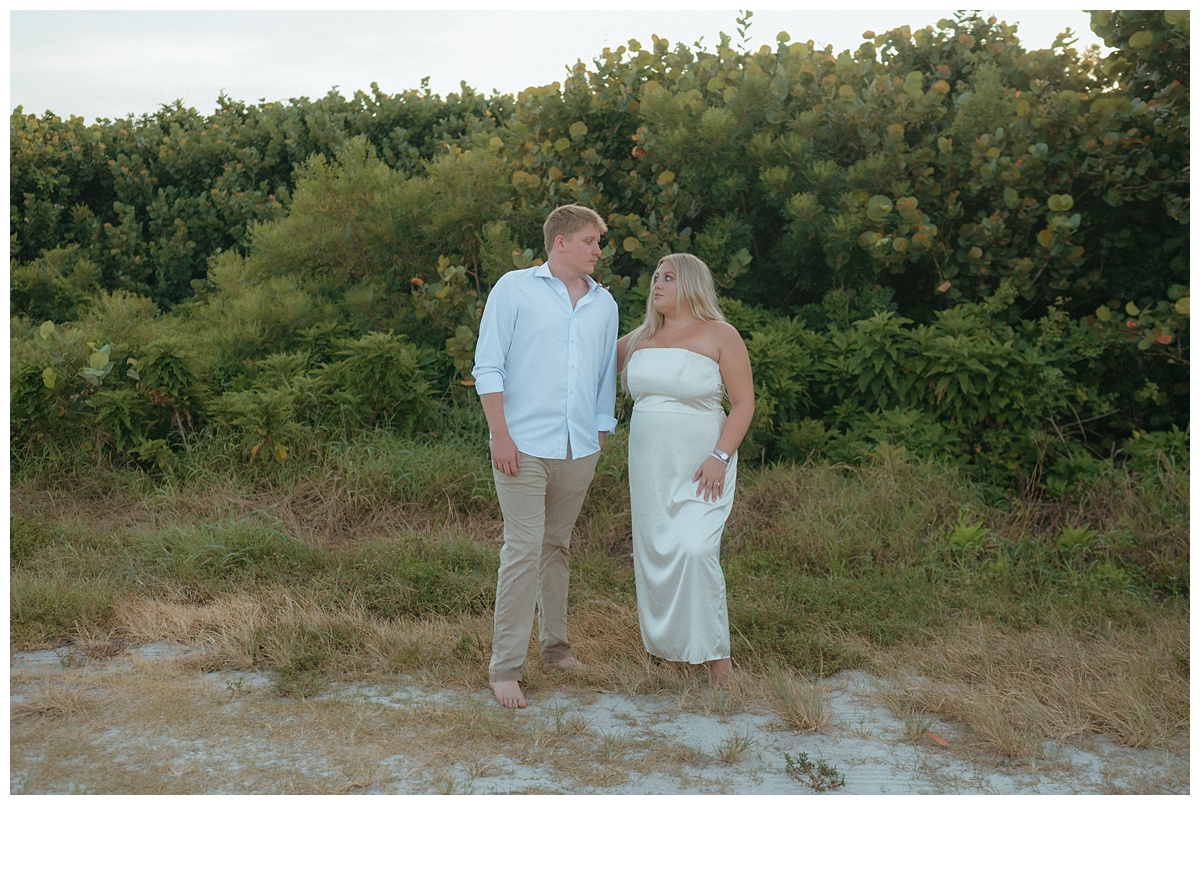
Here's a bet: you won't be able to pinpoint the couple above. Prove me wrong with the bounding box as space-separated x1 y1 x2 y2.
471 205 755 709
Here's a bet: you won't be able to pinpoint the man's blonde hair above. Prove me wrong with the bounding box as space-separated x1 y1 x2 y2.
543 204 607 253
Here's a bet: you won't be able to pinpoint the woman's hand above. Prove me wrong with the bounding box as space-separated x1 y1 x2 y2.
693 456 727 502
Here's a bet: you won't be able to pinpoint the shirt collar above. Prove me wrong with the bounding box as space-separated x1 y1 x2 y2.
535 262 600 297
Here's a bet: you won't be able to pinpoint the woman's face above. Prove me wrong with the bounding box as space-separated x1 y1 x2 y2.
651 259 679 319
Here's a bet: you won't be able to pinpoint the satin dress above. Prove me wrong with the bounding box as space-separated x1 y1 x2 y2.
627 348 735 664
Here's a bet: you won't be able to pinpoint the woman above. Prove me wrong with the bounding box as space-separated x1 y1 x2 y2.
617 254 754 688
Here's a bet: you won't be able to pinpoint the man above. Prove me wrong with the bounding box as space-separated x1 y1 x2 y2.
472 204 618 709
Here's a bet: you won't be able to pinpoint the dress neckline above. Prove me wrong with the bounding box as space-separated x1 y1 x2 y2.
631 346 719 367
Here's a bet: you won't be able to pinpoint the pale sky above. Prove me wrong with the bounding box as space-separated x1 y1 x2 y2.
9 4 1100 123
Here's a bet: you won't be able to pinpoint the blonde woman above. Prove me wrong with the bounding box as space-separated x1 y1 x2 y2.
616 254 754 688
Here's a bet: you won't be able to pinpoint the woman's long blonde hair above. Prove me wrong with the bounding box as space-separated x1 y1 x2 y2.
620 253 726 388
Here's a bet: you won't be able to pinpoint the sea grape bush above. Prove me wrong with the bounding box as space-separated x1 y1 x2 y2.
9 11 1189 487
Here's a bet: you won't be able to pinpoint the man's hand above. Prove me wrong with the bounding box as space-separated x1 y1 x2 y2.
490 433 520 476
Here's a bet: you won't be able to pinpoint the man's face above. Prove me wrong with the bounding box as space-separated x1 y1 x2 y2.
556 225 603 278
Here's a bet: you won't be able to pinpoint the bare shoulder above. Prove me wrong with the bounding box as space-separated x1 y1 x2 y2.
712 320 748 350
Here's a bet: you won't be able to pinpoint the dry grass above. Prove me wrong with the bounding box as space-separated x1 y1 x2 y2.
10 450 1188 792
11 652 517 793
113 595 266 667
870 613 1190 760
762 664 831 732
9 590 804 795
12 676 95 721
15 593 1189 789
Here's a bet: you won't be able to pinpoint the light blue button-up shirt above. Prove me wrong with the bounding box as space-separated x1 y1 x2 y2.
472 263 618 460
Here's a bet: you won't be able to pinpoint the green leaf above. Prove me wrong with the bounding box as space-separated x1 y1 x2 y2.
1047 194 1074 213
1128 30 1154 50
867 195 893 223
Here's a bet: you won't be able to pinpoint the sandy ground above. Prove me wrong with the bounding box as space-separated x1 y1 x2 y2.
9 641 1188 796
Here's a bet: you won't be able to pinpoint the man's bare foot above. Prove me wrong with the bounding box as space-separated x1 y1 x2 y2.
710 658 733 690
546 655 587 672
490 680 526 708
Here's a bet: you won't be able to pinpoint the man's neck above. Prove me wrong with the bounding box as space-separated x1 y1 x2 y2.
547 257 591 304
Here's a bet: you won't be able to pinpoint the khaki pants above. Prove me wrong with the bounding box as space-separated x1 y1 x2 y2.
489 450 600 683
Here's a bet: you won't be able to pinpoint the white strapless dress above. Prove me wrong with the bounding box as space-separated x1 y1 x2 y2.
627 348 735 664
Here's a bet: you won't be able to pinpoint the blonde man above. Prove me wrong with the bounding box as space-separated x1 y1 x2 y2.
472 205 618 708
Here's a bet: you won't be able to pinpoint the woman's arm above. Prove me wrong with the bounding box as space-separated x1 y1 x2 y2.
616 332 632 376
714 323 755 456
692 323 755 500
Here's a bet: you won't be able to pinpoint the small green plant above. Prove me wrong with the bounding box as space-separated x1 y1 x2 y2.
271 652 330 699
1056 525 1096 555
596 733 627 765
551 704 589 736
715 729 756 764
784 751 846 792
55 647 83 670
431 773 463 794
1091 562 1138 593
903 711 938 743
949 521 989 553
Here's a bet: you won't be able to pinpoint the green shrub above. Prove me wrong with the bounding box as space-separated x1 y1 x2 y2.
7 10 1190 494
314 331 434 433
210 387 299 463
9 245 104 322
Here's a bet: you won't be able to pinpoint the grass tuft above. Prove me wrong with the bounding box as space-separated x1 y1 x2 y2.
763 664 831 732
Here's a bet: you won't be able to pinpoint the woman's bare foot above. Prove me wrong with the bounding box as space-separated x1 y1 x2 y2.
490 680 526 708
710 658 733 689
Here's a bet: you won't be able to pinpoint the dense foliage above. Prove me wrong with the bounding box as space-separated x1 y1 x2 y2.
9 11 1189 491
